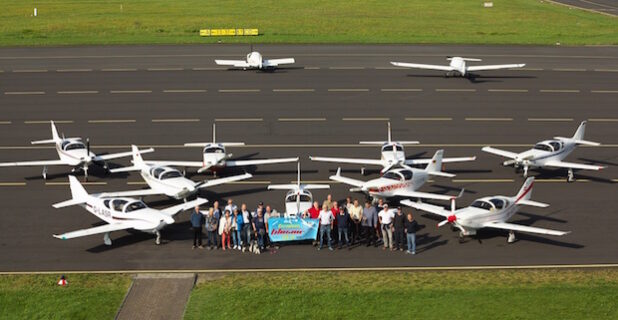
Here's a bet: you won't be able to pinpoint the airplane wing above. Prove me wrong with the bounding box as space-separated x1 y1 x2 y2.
405 156 476 166
483 221 569 236
544 160 604 171
94 148 154 162
160 197 208 217
481 146 519 159
310 156 385 167
329 169 365 188
53 223 135 240
393 189 456 201
98 188 163 198
197 173 252 189
400 199 451 218
215 60 250 68
143 160 204 168
467 64 525 71
390 62 454 72
225 157 299 167
0 159 66 167
263 58 295 67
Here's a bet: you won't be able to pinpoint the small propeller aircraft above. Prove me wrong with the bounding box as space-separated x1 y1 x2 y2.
330 150 460 201
390 56 525 78
215 45 295 70
310 122 475 174
52 176 207 245
102 145 252 200
0 121 153 180
267 162 329 217
146 123 298 175
402 177 570 243
482 121 604 182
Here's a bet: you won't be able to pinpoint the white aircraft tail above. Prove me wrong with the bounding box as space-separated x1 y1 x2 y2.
447 57 482 62
515 177 535 202
555 121 600 146
108 145 146 173
424 150 455 177
52 176 89 208
31 121 62 144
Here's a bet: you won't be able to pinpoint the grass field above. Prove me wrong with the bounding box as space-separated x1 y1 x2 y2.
184 269 618 320
0 274 131 320
1 1 616 46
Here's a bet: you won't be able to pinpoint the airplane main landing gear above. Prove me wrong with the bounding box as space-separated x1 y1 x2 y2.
155 231 161 245
458 232 465 243
103 232 112 246
523 165 529 178
360 167 366 176
42 166 48 180
507 230 517 243
567 168 575 183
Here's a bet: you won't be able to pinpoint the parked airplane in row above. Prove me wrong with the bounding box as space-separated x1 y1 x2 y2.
391 56 525 78
0 121 153 180
330 150 461 202
402 177 570 243
103 146 252 200
53 176 207 245
310 122 475 174
268 162 329 217
482 121 604 182
215 46 295 70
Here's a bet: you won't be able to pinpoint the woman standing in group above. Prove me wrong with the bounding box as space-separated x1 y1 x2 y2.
221 210 233 250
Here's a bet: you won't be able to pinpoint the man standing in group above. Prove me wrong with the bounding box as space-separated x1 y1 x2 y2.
224 199 237 215
349 199 363 244
393 207 406 251
323 194 334 210
304 201 321 246
336 205 351 249
240 203 252 251
190 206 205 249
205 208 220 250
318 204 334 251
405 213 418 255
378 203 395 251
362 200 378 247
212 201 222 248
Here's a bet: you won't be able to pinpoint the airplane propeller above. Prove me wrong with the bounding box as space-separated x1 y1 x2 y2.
437 197 458 228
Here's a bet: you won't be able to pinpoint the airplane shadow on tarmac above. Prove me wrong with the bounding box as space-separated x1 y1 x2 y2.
405 73 537 84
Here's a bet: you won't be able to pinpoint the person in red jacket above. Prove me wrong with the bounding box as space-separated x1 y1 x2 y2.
305 201 321 219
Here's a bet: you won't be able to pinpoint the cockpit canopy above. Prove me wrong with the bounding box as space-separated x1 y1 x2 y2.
470 198 507 211
204 145 225 154
533 140 562 153
383 169 413 181
62 140 85 151
286 190 312 203
150 167 182 180
381 144 404 153
104 199 147 213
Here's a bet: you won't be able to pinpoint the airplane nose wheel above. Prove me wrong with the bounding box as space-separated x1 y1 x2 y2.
507 230 517 243
42 166 48 180
567 169 575 183
155 231 161 245
523 166 529 178
458 232 465 243
103 232 112 246
360 167 366 176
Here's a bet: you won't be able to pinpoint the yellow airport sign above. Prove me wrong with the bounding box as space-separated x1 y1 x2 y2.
200 29 259 37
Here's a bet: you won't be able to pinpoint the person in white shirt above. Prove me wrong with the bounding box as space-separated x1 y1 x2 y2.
224 199 237 216
317 204 334 251
378 203 396 251
240 203 252 250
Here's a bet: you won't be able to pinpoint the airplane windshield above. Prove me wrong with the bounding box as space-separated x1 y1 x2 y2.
533 144 552 152
125 201 147 212
549 141 562 151
287 194 312 202
160 171 182 180
112 199 128 211
152 167 165 177
382 172 401 180
470 200 493 210
489 198 505 209
64 143 85 151
400 170 413 180
382 145 404 152
204 147 224 154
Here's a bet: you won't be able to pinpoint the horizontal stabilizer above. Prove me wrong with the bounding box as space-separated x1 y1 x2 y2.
517 200 549 208
52 198 86 209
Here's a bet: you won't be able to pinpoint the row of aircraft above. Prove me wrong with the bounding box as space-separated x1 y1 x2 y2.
0 121 602 245
215 49 525 78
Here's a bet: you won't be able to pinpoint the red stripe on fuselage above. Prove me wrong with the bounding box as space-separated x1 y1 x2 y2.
515 182 534 204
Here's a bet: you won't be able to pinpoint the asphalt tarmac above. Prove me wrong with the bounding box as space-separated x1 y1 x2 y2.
0 45 616 272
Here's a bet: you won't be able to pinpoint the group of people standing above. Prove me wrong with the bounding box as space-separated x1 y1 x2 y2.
303 196 419 254
189 195 420 255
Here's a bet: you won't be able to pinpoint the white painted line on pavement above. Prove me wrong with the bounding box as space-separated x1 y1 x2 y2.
272 89 315 92
101 68 137 72
329 67 365 70
487 89 528 92
342 117 389 121
452 179 514 183
539 89 580 93
594 69 618 72
151 119 200 123
381 88 423 92
0 121 11 125
56 69 93 72
218 89 260 93
12 69 47 73
192 67 226 71
553 68 586 72
0 182 26 186
278 118 326 122
110 90 152 94
591 90 618 93
162 89 207 93
588 118 618 122
528 118 574 122
304 67 320 70
147 67 184 71
46 182 107 186
465 117 513 121
57 91 99 94
4 91 45 95
328 88 369 92
215 118 263 122
88 120 136 124
25 120 73 124
436 88 476 92
405 117 452 121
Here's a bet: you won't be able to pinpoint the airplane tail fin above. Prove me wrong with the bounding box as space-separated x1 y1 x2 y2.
131 145 146 168
31 121 61 144
572 121 587 141
53 176 89 208
425 149 444 173
515 177 535 202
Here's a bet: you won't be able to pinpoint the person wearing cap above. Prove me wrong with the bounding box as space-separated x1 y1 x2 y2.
378 203 395 251
393 207 407 251
253 201 265 218
190 205 205 249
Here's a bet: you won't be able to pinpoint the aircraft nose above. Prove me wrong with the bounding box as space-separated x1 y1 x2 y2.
447 215 457 223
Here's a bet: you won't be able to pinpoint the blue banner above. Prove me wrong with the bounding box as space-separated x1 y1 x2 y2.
268 218 319 242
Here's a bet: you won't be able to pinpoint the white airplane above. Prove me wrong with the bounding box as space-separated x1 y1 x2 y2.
215 46 294 70
52 176 207 245
391 57 525 78
267 162 329 217
148 123 298 174
0 121 153 180
102 145 252 200
310 122 475 174
402 177 570 243
330 150 460 201
482 121 604 182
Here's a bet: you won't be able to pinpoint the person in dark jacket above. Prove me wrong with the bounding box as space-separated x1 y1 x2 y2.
404 213 419 255
362 201 378 247
393 207 406 251
190 206 205 249
336 206 351 249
